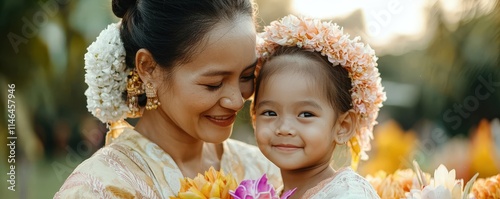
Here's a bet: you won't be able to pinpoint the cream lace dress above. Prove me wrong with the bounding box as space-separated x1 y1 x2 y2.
301 167 380 199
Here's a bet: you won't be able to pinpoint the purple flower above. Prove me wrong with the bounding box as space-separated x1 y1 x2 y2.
229 174 296 199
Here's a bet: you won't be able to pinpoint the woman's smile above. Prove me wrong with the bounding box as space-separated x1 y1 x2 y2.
205 113 236 127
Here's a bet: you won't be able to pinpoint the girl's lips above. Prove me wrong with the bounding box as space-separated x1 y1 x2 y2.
206 114 236 127
272 144 302 152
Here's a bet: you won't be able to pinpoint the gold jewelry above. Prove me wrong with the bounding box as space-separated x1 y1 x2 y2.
105 119 134 146
126 69 144 117
145 82 160 110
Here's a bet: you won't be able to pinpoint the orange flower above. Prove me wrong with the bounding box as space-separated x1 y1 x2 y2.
366 169 421 199
470 119 500 178
471 174 500 199
170 167 237 199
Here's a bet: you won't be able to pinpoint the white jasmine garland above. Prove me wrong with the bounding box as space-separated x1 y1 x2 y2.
84 22 130 123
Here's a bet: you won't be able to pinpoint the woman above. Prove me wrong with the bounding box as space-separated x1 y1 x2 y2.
55 0 280 198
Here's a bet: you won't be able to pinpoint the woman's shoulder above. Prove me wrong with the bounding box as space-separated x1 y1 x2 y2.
307 168 380 199
55 131 161 198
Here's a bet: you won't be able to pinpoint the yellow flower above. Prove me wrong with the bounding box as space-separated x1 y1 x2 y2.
359 120 417 176
170 167 237 199
471 174 500 199
470 119 500 178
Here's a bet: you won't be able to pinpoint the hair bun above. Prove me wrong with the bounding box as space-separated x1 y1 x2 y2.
112 0 137 18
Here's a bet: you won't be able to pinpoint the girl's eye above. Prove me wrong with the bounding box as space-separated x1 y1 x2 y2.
298 112 315 118
261 111 277 116
205 83 222 91
240 73 255 82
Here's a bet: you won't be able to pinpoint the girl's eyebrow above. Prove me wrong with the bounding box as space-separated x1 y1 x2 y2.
295 100 322 110
256 100 276 109
201 59 258 77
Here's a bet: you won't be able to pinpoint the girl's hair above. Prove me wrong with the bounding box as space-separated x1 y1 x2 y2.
253 46 353 116
112 0 256 105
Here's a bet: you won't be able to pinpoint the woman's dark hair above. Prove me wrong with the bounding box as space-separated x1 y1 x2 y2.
252 46 353 117
112 0 255 68
112 0 256 105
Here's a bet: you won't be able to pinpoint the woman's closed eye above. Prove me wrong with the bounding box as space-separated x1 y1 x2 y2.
240 73 255 82
298 112 315 118
205 82 222 91
261 110 277 116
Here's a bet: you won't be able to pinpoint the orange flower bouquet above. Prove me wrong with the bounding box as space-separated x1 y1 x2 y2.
471 174 500 199
169 167 237 199
170 167 295 199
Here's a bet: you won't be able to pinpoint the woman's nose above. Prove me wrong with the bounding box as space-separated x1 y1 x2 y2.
220 91 244 111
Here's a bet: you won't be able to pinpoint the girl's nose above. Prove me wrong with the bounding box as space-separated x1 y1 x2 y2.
275 117 297 136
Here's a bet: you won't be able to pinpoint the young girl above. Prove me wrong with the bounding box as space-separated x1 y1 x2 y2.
252 15 386 199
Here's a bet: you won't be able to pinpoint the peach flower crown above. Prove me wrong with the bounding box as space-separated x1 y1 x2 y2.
257 15 386 165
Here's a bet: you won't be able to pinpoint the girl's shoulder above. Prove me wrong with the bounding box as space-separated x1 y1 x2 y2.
305 168 380 199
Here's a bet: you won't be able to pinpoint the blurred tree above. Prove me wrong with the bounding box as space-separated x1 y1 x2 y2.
420 0 500 136
378 0 500 136
0 0 109 160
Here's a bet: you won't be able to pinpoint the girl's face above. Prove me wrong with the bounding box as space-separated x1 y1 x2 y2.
155 16 257 143
254 55 341 171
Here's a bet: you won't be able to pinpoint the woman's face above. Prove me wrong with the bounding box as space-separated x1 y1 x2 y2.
156 16 257 143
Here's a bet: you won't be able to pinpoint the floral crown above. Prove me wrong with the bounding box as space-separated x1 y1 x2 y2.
84 22 130 123
257 15 386 166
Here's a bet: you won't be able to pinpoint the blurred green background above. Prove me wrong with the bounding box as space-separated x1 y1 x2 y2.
1 0 499 198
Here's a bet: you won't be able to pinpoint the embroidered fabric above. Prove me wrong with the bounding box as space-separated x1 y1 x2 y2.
303 168 380 199
54 128 281 198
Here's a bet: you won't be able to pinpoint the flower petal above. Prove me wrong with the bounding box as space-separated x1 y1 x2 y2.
280 188 297 199
256 175 271 193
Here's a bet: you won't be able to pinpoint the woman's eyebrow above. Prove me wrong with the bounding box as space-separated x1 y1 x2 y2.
201 60 258 77
201 70 233 77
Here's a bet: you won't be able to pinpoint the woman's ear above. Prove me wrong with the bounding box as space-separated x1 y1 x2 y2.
333 109 357 144
135 48 159 83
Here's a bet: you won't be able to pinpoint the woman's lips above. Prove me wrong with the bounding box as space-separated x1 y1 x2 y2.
206 114 236 127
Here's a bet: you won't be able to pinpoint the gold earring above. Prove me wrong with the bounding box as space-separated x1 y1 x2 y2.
127 69 144 117
145 82 160 110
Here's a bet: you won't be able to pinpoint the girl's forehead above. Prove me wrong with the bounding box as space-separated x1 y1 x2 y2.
267 54 319 68
260 70 322 96
262 54 326 84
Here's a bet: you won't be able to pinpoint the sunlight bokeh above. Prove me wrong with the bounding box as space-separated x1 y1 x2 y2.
291 0 428 47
